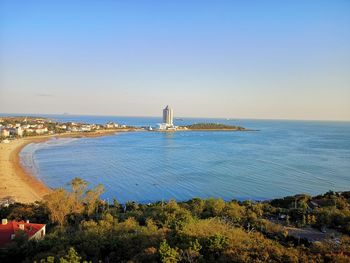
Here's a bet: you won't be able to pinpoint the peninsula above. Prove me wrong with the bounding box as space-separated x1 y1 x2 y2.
184 123 246 131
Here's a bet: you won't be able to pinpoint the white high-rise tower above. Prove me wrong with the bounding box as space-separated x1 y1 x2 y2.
162 105 174 126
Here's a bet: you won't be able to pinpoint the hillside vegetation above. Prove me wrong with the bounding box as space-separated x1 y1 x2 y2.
0 178 349 262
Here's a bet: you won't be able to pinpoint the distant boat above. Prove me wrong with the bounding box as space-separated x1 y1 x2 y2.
175 118 183 121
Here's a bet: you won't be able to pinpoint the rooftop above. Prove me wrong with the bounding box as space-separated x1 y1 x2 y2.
0 220 45 248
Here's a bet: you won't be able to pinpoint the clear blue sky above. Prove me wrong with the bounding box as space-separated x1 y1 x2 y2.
1 0 349 120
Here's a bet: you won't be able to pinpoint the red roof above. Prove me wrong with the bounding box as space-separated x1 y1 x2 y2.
0 221 45 248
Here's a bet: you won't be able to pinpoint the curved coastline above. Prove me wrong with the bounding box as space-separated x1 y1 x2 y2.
0 130 125 203
0 137 51 203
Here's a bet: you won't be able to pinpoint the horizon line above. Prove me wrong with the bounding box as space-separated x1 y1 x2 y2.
0 112 349 123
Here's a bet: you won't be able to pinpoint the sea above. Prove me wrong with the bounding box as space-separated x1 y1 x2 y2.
15 114 350 203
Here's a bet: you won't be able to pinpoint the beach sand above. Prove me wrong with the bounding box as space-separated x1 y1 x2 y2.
0 129 129 203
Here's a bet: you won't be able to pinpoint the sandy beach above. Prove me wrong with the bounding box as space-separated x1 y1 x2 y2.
0 129 128 203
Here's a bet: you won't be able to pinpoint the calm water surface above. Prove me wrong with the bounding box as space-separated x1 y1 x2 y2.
19 116 350 203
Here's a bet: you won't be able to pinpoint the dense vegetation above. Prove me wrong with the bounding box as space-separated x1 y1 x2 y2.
185 123 246 130
0 178 349 262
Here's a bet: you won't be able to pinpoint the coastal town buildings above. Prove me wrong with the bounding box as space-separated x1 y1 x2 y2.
3 127 23 137
0 116 129 142
0 219 46 248
105 122 119 129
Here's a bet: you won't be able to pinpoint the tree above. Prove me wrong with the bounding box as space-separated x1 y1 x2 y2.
113 198 120 209
38 257 55 263
70 178 88 203
223 202 244 224
84 184 104 216
205 234 228 254
38 248 85 263
159 240 180 263
44 178 105 224
59 247 83 263
203 198 225 217
181 239 202 263
44 188 76 226
301 215 306 226
187 198 205 217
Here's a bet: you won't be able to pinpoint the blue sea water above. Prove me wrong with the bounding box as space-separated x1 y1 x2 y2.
19 115 350 203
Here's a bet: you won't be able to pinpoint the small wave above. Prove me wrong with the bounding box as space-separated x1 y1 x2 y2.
255 158 333 185
19 138 78 178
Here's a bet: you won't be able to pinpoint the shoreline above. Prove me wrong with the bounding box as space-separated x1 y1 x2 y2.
0 129 127 203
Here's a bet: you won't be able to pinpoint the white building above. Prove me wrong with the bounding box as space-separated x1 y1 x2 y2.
81 125 91 132
105 122 119 129
15 127 23 137
35 127 48 135
25 128 34 134
156 105 176 131
163 105 174 126
0 128 10 137
156 123 168 130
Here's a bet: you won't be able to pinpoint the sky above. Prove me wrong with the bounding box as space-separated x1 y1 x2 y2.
0 1 349 120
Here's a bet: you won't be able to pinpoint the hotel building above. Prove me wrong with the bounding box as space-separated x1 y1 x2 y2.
163 105 174 126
